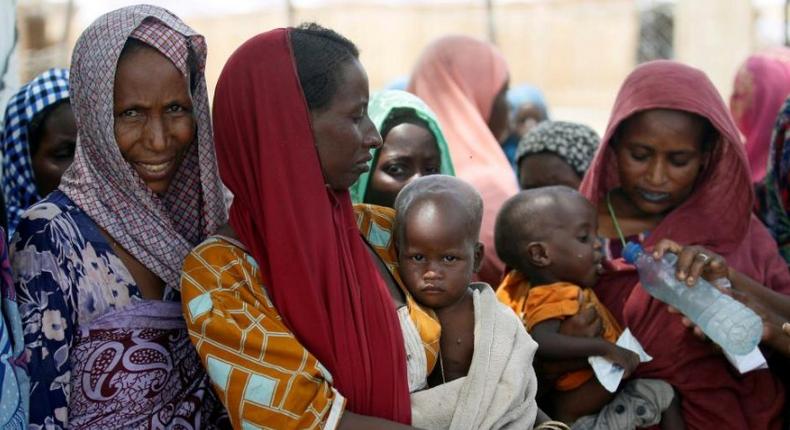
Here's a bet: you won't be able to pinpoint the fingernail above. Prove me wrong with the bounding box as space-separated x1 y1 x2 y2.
687 277 695 285
678 271 686 279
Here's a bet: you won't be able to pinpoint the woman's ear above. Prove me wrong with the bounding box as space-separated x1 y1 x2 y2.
472 242 485 273
527 242 551 267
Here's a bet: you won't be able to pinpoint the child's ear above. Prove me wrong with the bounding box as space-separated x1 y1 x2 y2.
472 242 485 273
526 242 550 267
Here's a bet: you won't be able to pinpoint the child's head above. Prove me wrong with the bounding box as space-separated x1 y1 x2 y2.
394 175 484 309
495 186 601 288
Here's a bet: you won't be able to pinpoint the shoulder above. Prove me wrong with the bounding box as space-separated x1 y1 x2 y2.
12 191 84 254
183 236 254 271
181 236 264 296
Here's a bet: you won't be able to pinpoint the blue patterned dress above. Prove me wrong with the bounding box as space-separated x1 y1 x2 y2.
1 226 26 429
11 190 178 429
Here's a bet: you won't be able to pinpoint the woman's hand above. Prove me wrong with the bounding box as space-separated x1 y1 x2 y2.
669 283 790 357
651 239 729 286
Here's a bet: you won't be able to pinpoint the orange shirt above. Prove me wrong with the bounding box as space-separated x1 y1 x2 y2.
497 271 622 391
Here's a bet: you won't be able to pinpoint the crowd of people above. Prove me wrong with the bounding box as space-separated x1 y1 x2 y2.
0 4 789 430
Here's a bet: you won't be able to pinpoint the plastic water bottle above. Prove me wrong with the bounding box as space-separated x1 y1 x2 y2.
622 242 762 355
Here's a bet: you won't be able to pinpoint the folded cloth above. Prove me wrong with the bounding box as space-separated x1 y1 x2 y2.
69 300 226 429
571 379 675 430
410 283 539 429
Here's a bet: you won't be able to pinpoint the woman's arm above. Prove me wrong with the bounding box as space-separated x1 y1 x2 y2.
181 239 420 429
12 217 76 429
653 239 790 356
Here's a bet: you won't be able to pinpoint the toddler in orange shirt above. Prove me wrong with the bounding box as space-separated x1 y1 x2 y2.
494 186 683 429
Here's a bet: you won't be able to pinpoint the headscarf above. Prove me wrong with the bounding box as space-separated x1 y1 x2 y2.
730 48 790 183
507 83 549 120
761 95 790 265
408 35 518 285
58 5 227 290
211 29 410 422
1 68 69 238
350 89 455 203
581 60 790 429
515 120 599 177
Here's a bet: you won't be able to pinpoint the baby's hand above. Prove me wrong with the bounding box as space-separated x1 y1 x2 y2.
604 344 640 378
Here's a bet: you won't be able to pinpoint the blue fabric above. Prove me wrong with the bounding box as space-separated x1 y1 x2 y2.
1 68 69 238
0 227 26 429
506 83 548 120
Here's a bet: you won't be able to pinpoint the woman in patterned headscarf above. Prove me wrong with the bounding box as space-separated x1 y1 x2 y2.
1 68 73 238
11 5 227 429
515 120 600 190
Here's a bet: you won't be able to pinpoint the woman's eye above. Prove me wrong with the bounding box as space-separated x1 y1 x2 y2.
629 151 649 161
424 166 440 175
669 157 691 167
384 164 407 177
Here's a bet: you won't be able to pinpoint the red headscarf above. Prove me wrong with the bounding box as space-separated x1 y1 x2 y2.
408 35 517 286
581 60 790 429
730 48 790 183
211 29 411 422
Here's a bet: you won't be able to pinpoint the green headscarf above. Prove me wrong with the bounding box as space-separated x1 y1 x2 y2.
350 89 455 203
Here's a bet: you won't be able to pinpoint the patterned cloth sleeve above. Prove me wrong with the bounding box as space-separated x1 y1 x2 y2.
181 237 346 430
12 208 79 429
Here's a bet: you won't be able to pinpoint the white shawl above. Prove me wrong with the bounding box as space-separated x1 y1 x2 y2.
410 283 539 430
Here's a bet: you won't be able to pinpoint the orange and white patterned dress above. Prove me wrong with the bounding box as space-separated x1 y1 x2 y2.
181 205 440 429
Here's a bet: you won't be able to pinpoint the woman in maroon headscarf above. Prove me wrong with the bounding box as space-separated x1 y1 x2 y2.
180 24 418 429
580 60 790 429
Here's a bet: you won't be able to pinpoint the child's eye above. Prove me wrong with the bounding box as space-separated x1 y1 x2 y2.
410 254 425 262
578 234 589 243
442 255 458 263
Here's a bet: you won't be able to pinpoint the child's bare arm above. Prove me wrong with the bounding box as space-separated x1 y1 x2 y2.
532 319 640 377
532 319 615 359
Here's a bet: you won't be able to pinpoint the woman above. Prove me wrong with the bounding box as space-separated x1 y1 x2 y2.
515 120 599 190
502 84 549 169
408 35 517 286
581 60 790 429
1 68 74 238
350 89 454 207
12 6 227 428
760 95 790 265
730 48 790 183
180 24 418 429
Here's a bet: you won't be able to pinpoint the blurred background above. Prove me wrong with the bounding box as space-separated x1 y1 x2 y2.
1 0 788 132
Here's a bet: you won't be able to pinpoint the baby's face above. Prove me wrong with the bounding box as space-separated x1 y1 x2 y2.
530 195 603 288
398 200 478 310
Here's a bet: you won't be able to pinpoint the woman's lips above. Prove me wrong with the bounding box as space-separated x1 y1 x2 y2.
135 159 175 179
636 188 671 203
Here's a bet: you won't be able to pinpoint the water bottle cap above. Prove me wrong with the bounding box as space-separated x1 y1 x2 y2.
622 242 643 264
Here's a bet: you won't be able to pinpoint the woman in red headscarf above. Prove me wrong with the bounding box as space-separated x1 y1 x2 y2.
179 24 419 429
581 60 790 429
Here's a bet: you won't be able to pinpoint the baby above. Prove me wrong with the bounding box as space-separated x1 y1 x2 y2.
394 175 538 430
494 186 683 429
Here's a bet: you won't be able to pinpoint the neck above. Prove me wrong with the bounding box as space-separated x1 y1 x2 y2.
522 269 563 288
434 288 473 321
